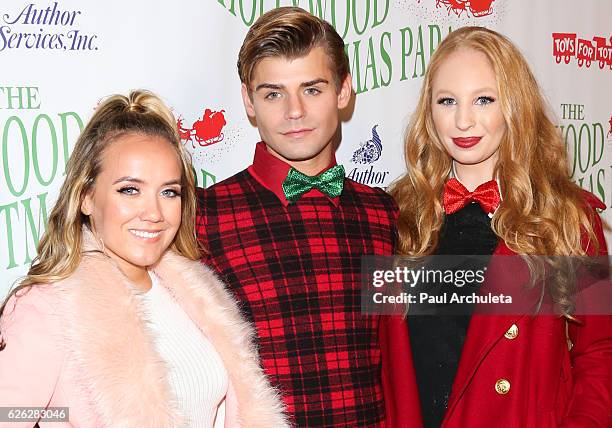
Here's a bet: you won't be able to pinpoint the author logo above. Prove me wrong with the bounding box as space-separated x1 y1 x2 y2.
1 2 99 52
351 125 382 164
348 125 390 186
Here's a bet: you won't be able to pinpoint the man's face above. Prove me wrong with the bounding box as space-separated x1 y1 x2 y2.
241 46 352 175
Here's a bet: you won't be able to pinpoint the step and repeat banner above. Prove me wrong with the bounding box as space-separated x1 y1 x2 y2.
1 0 611 292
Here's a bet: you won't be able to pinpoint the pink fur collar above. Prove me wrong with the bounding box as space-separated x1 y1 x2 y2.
53 230 289 427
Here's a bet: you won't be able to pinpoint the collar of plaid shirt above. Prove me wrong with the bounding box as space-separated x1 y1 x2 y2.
247 141 341 207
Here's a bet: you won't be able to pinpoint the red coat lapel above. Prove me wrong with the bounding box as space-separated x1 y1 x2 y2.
444 240 525 419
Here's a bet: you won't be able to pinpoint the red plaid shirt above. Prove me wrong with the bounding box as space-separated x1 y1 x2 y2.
196 143 398 427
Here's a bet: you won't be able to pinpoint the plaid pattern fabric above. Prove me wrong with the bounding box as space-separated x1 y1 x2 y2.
196 170 397 427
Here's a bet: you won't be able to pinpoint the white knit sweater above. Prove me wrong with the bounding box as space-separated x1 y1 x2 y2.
142 271 229 427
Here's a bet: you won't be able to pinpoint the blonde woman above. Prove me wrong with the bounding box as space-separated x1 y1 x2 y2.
381 27 611 427
0 90 288 427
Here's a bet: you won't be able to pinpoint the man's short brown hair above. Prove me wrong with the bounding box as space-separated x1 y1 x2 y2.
238 7 350 90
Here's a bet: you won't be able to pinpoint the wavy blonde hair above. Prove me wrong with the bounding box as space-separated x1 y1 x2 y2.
389 27 599 315
1 90 199 326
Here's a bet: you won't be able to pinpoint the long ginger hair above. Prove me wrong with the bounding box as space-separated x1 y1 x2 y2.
389 27 599 316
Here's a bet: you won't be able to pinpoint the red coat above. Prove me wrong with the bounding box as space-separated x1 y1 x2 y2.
381 192 612 427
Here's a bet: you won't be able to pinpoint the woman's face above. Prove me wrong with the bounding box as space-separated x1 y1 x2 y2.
430 47 506 184
81 133 182 281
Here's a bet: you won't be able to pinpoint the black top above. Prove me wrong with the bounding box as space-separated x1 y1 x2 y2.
407 202 498 428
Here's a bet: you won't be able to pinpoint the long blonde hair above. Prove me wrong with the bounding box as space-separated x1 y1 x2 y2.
1 90 199 322
389 27 599 315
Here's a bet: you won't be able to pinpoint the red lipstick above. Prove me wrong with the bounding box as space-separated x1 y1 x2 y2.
452 137 482 148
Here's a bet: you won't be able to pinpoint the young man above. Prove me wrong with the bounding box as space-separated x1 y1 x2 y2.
196 7 397 426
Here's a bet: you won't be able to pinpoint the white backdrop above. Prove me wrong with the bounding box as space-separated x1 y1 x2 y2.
1 0 611 293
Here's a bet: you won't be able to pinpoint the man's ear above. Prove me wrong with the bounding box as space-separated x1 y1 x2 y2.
337 74 353 109
241 83 256 117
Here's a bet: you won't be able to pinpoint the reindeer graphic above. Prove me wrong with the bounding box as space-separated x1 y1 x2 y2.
351 125 383 164
177 116 193 144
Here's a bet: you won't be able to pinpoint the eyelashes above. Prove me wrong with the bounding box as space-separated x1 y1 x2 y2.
437 97 455 106
475 96 496 105
436 96 497 106
161 189 182 198
118 186 138 195
263 87 323 100
117 186 181 198
264 91 281 100
304 87 321 95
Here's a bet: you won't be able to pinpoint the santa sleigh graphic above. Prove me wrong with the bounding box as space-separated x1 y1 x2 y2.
177 108 227 148
435 0 495 17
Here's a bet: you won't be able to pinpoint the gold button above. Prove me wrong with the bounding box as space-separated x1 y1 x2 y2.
495 379 511 395
504 324 519 339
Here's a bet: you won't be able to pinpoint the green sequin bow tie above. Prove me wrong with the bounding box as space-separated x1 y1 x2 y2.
282 165 345 203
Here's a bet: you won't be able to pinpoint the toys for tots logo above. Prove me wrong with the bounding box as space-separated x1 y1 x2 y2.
552 33 612 70
1 1 98 52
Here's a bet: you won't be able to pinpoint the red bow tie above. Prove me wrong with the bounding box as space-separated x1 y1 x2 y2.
443 178 501 215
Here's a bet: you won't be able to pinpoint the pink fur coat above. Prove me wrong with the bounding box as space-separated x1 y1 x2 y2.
0 232 289 427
